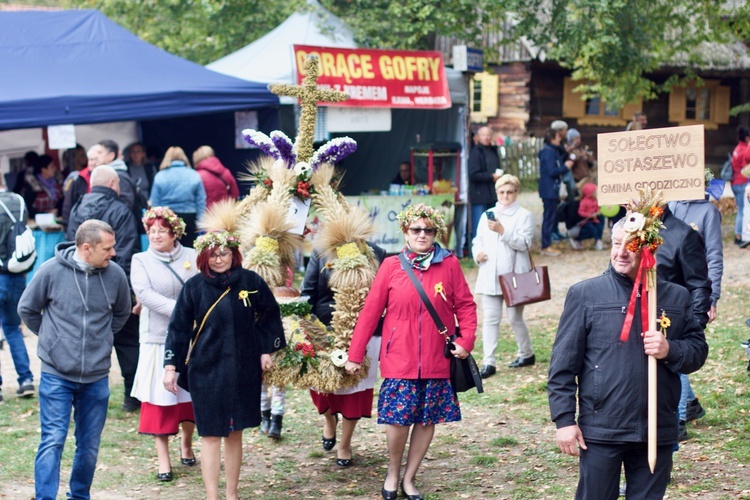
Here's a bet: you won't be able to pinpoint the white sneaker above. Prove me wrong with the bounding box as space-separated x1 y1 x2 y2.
569 238 582 250
595 240 604 251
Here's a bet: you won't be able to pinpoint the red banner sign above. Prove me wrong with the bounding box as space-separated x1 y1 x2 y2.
293 45 451 109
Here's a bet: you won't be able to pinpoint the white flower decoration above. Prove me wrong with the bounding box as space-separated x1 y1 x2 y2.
623 212 646 233
329 349 348 367
294 161 312 181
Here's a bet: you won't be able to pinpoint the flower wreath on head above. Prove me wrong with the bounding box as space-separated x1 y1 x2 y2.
396 203 447 237
142 206 186 239
194 230 241 253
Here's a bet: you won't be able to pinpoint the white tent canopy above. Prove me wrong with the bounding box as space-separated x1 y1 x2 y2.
207 0 355 100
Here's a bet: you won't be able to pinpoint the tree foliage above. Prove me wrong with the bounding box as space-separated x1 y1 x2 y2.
64 0 307 65
59 0 748 110
325 0 747 109
322 0 508 52
501 0 743 107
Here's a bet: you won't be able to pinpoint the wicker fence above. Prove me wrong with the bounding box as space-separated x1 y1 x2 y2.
497 137 545 186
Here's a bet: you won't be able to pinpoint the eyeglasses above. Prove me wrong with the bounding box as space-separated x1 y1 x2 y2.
408 227 437 236
148 229 170 236
497 190 517 196
209 251 232 261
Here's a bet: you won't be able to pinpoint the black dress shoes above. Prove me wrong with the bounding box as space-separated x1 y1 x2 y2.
508 354 536 368
181 456 196 466
157 471 173 482
381 485 398 500
480 365 496 379
401 480 424 500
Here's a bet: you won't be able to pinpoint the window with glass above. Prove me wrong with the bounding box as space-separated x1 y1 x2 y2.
585 97 619 117
472 79 482 113
685 87 711 120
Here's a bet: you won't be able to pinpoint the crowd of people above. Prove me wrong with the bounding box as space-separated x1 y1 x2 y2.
0 120 741 499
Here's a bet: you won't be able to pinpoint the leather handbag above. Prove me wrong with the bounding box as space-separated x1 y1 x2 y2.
499 243 551 308
399 254 483 394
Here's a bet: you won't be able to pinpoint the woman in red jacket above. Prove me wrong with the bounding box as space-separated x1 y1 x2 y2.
345 203 477 500
193 146 240 209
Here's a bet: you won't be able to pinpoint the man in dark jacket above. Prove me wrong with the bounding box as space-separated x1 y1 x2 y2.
468 126 501 240
548 220 708 499
656 205 712 440
67 165 141 411
67 166 139 273
538 129 574 255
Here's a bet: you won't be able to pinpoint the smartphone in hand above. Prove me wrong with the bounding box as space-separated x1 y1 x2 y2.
486 211 496 221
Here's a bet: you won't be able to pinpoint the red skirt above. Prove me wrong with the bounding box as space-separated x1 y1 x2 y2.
309 389 374 420
138 401 195 436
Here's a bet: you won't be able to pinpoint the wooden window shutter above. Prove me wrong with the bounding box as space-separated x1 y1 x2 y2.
668 87 686 123
714 86 731 124
480 73 499 117
562 77 586 118
620 99 642 122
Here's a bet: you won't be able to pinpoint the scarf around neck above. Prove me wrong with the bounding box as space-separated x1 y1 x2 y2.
403 243 436 271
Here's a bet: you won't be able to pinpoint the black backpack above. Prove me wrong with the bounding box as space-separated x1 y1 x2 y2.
0 193 36 273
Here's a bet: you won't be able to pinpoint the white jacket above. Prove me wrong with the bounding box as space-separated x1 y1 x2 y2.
472 203 534 296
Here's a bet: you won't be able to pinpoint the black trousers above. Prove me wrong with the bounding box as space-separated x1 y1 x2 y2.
576 441 673 500
113 313 140 398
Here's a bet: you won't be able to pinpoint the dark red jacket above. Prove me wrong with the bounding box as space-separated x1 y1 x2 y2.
196 156 240 207
348 247 477 379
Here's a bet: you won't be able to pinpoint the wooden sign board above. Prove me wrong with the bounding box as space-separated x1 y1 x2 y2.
596 124 705 205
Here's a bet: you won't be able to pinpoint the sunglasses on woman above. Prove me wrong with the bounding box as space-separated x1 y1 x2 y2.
408 227 437 236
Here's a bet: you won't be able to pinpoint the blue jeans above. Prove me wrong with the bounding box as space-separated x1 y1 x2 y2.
35 373 110 500
576 219 605 241
541 198 559 249
732 183 747 236
678 373 695 421
0 272 32 387
471 203 490 241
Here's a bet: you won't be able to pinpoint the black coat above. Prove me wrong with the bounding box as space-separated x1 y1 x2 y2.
548 267 708 445
301 244 387 326
66 186 140 275
656 206 712 328
165 268 284 437
468 144 499 205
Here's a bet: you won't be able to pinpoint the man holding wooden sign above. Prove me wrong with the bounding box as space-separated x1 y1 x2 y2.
548 125 710 497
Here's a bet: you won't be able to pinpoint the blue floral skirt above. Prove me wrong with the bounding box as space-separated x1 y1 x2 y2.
377 378 461 426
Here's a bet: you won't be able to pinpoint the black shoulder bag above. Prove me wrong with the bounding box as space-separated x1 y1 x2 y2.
398 254 483 394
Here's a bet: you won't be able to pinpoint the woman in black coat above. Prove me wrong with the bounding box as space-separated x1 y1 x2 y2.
163 231 284 500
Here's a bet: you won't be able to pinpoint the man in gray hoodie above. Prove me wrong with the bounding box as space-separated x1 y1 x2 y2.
18 219 131 500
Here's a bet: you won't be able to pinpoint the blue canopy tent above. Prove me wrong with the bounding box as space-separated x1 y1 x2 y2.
0 9 278 130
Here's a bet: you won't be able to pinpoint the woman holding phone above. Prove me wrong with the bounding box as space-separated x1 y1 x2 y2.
471 175 535 378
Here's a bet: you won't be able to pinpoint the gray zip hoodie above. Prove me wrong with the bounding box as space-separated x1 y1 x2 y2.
18 241 131 383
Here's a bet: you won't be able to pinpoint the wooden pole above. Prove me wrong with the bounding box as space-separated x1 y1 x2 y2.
646 267 658 473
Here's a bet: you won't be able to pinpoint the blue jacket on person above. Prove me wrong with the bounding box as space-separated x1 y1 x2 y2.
538 143 569 200
150 161 206 215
